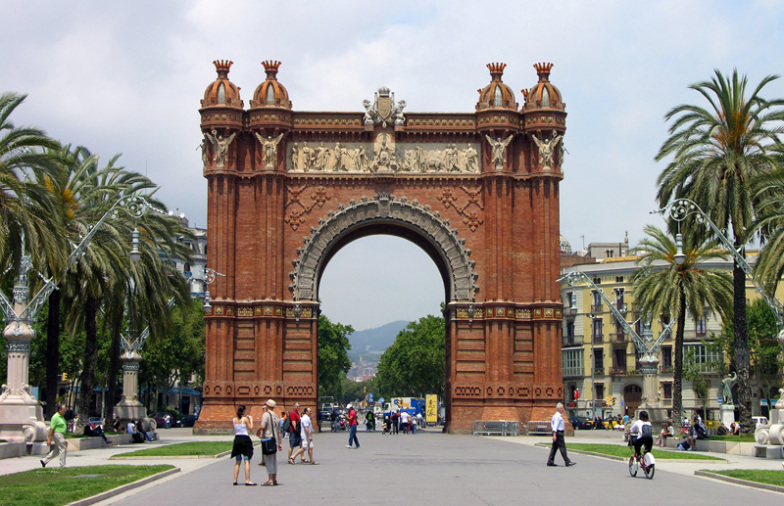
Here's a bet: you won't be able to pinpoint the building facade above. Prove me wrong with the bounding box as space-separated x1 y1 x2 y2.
560 240 782 422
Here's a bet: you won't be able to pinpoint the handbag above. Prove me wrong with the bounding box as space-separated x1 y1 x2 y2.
260 412 277 455
261 436 276 455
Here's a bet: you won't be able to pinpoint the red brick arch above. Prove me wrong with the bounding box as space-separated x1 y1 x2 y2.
195 61 566 433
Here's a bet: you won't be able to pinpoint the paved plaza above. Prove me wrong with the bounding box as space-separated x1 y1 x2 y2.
1 427 783 505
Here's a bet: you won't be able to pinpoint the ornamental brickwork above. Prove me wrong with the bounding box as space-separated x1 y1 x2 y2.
195 60 567 433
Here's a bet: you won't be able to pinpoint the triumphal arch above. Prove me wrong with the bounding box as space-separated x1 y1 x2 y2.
195 60 566 433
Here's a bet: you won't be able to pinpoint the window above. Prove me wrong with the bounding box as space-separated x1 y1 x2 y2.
562 349 583 377
592 318 603 340
615 276 624 283
606 250 614 258
614 348 626 370
595 383 604 400
566 321 575 339
217 83 226 104
662 382 672 399
661 346 672 368
684 343 722 373
695 317 707 337
616 288 624 306
592 290 602 308
635 319 643 336
592 277 601 284
566 291 576 309
493 86 503 107
266 83 276 105
541 87 550 107
594 348 604 371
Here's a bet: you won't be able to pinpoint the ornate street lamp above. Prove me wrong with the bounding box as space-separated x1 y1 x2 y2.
0 194 148 449
657 197 784 448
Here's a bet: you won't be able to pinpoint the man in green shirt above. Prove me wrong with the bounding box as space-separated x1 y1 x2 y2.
41 404 68 467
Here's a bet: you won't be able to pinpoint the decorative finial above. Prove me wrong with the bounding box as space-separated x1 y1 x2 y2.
487 62 507 80
262 60 282 80
533 62 553 81
213 60 233 78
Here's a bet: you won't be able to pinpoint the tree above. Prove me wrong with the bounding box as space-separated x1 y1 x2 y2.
317 314 353 400
375 314 445 398
655 69 784 433
713 299 783 411
632 225 732 427
140 298 205 412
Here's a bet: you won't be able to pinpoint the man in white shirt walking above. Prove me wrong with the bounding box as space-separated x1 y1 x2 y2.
546 402 576 467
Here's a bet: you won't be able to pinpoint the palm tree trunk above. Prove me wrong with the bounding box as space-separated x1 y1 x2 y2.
77 295 99 433
733 257 753 434
44 289 61 419
673 287 687 429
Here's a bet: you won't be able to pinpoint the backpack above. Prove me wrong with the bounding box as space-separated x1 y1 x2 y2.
282 417 291 433
641 424 652 438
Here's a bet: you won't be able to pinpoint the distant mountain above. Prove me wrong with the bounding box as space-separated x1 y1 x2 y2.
348 320 409 361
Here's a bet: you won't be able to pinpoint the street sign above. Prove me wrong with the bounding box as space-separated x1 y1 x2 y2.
369 394 374 403
718 397 723 404
379 397 384 403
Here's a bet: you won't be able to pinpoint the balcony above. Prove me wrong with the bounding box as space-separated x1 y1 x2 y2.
563 367 583 378
609 332 626 342
591 304 603 315
593 367 605 376
616 302 627 313
562 335 584 347
609 368 627 376
592 334 603 344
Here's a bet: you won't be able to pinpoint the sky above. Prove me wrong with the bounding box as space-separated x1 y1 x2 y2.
3 1 784 330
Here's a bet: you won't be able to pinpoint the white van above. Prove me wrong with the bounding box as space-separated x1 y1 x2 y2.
752 416 768 429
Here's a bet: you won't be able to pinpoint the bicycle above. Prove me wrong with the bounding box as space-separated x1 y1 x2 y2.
628 446 656 479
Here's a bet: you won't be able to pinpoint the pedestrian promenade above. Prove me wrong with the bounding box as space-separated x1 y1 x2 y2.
1 427 782 505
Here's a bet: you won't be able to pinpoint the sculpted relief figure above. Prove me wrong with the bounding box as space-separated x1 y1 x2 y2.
362 99 377 125
393 100 407 126
199 139 208 168
287 141 481 174
485 134 514 171
532 132 563 171
255 132 285 170
204 129 237 168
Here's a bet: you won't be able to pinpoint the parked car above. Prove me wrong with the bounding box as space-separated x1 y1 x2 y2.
176 413 198 428
753 416 768 429
569 416 593 430
151 412 173 429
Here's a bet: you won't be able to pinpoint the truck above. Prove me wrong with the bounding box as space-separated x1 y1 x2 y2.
383 397 426 418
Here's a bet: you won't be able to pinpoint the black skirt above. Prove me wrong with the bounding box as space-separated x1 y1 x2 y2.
231 434 254 460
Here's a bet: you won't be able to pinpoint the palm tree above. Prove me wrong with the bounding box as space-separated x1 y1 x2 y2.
633 225 732 428
749 167 784 290
655 69 784 433
0 92 61 276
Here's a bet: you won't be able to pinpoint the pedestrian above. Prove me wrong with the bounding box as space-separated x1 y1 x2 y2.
287 402 302 464
546 402 575 467
127 419 144 443
41 404 68 468
256 399 283 486
400 410 410 434
231 405 256 486
279 411 288 439
391 411 399 434
345 403 360 448
292 407 319 465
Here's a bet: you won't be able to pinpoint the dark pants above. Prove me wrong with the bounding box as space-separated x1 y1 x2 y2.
348 424 360 447
547 431 571 464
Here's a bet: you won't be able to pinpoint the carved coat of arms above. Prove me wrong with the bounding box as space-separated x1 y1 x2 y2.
363 87 406 127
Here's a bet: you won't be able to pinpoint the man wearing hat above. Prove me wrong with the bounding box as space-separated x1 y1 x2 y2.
346 403 360 449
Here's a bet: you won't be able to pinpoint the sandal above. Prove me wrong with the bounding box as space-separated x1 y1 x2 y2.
261 481 274 487
310 461 319 465
245 482 257 486
288 457 295 465
301 459 310 463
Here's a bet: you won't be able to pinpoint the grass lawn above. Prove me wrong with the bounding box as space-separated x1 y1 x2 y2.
113 441 231 457
0 465 173 506
548 443 725 461
704 469 784 487
709 434 756 443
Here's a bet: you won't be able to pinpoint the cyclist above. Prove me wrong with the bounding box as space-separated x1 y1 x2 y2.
628 410 653 459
